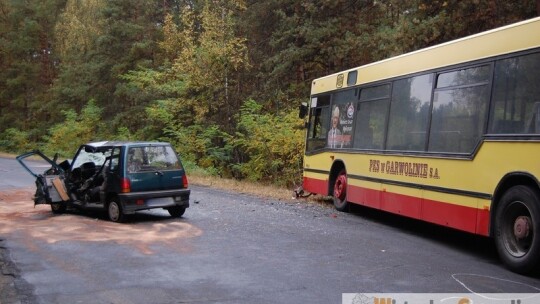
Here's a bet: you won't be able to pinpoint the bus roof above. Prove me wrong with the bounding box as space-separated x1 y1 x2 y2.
311 17 540 95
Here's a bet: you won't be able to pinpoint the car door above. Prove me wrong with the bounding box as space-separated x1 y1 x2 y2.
16 150 70 205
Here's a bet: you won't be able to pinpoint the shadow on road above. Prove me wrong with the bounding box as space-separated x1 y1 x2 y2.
341 203 501 264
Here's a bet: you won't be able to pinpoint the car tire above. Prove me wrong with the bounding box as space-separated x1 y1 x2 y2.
50 203 67 214
107 199 126 223
167 206 186 218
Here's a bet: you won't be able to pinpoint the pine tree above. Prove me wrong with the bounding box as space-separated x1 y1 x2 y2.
0 0 64 137
169 0 249 130
52 0 106 116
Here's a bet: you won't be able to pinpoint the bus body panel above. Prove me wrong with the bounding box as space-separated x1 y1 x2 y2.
303 141 540 236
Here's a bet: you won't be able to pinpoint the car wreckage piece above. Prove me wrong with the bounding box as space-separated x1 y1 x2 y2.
16 150 71 208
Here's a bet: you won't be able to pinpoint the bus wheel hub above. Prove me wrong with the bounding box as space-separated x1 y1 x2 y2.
334 174 347 200
514 216 530 239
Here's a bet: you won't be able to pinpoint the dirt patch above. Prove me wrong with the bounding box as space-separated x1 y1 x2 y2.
0 188 33 202
0 189 203 255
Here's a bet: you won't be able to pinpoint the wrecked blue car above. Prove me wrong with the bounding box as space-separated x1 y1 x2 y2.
17 141 190 222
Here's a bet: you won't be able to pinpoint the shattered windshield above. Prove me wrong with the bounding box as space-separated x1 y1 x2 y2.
72 147 111 170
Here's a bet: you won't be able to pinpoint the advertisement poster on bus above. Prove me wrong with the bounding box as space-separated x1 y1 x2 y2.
328 103 354 148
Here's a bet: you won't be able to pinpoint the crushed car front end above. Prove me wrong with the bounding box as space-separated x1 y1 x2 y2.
16 150 70 207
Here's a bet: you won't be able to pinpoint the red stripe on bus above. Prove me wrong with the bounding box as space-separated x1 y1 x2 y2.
303 176 328 195
303 176 490 236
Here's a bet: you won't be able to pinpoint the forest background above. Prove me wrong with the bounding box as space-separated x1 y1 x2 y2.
1 0 539 188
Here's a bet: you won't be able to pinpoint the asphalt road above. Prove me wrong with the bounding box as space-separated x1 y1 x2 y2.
1 157 540 304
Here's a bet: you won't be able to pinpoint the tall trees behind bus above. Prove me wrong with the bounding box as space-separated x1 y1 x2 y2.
0 0 538 186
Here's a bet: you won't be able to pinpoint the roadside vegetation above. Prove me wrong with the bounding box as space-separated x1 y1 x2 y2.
1 0 538 190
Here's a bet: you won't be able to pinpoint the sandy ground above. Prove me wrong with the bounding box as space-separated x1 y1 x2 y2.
0 189 203 255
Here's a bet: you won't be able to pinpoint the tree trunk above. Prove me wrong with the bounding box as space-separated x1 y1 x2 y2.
39 30 54 86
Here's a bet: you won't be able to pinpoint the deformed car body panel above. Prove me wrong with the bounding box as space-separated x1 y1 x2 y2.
16 150 70 205
16 150 65 178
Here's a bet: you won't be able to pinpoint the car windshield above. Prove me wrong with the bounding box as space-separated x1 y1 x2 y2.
72 147 111 170
127 145 181 173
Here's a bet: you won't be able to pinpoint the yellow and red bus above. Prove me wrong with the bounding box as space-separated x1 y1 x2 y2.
300 17 540 274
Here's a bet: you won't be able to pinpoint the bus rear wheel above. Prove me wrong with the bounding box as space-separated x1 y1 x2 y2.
495 185 540 274
333 170 349 212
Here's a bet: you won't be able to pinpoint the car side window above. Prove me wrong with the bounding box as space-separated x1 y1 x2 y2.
109 148 120 172
127 147 144 173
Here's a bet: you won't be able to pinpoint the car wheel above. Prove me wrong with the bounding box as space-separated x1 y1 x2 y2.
107 200 125 223
167 206 186 218
494 185 540 274
333 170 349 212
50 203 67 214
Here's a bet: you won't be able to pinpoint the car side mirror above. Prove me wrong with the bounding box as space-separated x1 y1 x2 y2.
299 102 308 119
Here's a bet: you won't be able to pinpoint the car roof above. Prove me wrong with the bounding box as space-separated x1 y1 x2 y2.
84 141 172 149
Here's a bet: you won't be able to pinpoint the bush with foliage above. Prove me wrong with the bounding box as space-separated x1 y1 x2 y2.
41 100 104 157
0 128 32 153
231 99 305 187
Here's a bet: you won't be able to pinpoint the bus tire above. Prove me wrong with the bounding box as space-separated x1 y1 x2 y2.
333 170 349 212
494 185 540 274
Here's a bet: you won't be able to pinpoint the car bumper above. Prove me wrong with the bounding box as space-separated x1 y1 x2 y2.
118 189 190 213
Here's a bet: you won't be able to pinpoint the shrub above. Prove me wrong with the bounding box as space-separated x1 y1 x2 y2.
42 100 103 157
0 128 32 153
231 99 305 187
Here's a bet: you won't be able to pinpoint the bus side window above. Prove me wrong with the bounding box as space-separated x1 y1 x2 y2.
489 52 540 135
309 108 322 138
308 107 329 140
354 84 390 150
527 102 540 133
306 95 331 152
329 89 358 149
429 65 490 153
386 74 433 151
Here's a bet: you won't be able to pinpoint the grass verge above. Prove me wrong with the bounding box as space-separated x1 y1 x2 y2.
189 172 332 208
188 173 296 201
